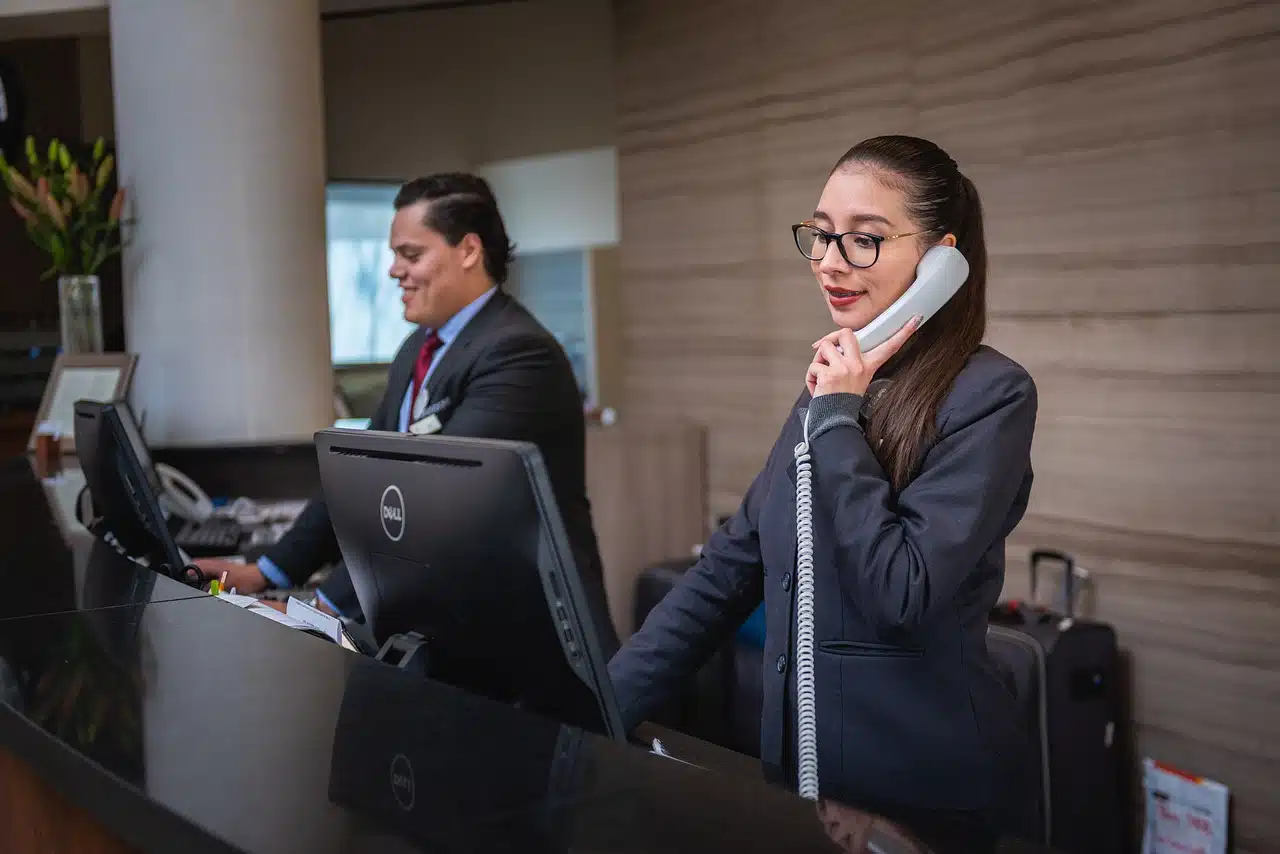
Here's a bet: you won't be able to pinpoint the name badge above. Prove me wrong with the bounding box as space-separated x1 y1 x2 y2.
410 414 442 435
413 392 452 420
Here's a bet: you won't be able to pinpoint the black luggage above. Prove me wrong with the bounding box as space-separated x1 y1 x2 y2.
987 548 1128 854
632 558 732 747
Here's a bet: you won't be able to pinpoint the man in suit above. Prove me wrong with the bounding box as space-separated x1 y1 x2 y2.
197 173 617 655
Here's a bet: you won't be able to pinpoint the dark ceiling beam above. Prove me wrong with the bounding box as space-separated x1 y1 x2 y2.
321 0 525 23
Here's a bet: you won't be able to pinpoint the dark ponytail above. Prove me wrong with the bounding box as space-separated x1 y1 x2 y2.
831 136 987 491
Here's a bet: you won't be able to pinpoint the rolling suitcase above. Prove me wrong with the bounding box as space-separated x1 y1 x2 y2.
988 548 1128 854
633 558 732 748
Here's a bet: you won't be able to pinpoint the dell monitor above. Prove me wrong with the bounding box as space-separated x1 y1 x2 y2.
73 399 199 586
315 428 625 740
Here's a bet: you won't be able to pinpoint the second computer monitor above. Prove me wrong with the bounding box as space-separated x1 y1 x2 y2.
315 429 625 740
73 399 189 581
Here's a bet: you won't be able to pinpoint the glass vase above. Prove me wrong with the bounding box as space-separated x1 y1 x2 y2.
57 274 104 354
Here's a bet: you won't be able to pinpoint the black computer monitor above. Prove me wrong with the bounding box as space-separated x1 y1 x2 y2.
73 399 197 585
315 428 625 740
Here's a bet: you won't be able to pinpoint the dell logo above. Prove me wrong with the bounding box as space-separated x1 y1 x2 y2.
380 484 405 542
389 753 415 811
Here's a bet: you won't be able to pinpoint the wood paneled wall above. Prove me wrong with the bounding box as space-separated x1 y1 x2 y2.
586 422 709 637
614 1 1280 851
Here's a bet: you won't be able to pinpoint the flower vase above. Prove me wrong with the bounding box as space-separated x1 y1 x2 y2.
57 274 104 354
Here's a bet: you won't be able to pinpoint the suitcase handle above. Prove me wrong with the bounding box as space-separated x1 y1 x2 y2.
1030 548 1076 618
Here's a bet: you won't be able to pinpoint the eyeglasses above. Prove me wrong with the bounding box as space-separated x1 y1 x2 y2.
792 221 927 269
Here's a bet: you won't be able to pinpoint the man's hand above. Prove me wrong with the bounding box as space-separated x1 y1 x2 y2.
806 317 921 398
193 557 269 594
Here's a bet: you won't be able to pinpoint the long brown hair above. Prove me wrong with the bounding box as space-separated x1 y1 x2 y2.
832 136 987 491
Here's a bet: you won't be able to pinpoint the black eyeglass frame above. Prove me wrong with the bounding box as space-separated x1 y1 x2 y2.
791 221 927 269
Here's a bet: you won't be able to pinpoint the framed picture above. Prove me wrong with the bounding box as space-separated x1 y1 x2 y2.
28 352 138 454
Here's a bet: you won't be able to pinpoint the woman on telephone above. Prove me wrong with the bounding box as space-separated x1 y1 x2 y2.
609 135 1037 847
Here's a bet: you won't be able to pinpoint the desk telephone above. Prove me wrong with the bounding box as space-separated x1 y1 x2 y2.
144 463 244 557
156 462 214 522
794 244 969 800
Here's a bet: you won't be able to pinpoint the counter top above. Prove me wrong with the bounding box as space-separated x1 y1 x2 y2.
0 456 1056 853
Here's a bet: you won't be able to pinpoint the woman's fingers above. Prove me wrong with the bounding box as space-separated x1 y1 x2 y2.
811 328 842 350
817 339 845 366
837 327 860 361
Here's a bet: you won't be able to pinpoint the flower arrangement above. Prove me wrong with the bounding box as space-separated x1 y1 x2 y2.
0 135 128 280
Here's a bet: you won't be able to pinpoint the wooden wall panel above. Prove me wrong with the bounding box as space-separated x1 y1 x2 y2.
615 1 1280 850
586 422 709 637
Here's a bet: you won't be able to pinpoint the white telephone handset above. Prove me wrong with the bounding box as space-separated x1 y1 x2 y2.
853 244 970 352
792 244 970 802
156 462 215 523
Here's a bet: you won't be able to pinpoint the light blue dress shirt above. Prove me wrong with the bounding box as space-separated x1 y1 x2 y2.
394 286 497 431
258 287 498 613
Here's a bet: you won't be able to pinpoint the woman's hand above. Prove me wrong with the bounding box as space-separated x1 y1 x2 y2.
805 315 922 398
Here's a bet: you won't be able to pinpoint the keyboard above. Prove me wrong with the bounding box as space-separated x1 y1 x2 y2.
172 517 245 557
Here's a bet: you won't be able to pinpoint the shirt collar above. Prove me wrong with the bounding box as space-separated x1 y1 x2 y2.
432 286 497 345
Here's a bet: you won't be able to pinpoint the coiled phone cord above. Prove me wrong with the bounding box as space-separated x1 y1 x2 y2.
793 411 819 800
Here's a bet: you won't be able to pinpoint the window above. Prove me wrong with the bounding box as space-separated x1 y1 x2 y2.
506 249 590 398
325 182 414 365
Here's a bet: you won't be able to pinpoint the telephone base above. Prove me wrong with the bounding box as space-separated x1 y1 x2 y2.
375 631 429 675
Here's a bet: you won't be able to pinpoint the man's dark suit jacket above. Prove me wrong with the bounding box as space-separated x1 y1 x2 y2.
262 290 619 656
609 346 1039 831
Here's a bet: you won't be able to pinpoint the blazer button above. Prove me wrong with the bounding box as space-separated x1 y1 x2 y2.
776 654 787 674
781 572 792 592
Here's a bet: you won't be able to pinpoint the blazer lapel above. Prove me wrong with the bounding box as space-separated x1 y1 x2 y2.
378 327 425 431
422 290 510 405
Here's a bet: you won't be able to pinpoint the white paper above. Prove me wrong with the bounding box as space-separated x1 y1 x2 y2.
286 596 344 644
215 592 261 608
1142 757 1230 854
42 468 90 537
215 592 357 650
44 366 123 437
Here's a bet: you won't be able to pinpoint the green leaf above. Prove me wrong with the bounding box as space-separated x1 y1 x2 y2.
49 232 67 272
95 155 113 190
25 136 37 166
93 137 105 163
25 221 53 254
87 244 122 275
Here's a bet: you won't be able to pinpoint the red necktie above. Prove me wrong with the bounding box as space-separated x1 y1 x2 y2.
411 330 443 416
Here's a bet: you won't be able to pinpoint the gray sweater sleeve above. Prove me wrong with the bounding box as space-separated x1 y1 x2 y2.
803 392 864 442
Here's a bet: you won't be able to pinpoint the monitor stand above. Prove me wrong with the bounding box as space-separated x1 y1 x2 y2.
91 523 203 588
375 631 429 675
